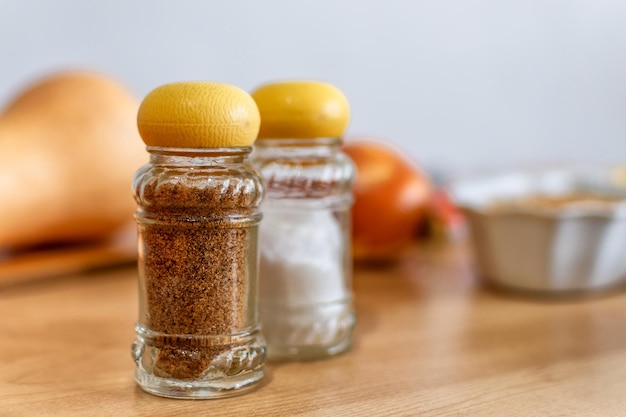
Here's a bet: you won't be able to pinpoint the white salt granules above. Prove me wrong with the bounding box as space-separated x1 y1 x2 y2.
259 209 348 345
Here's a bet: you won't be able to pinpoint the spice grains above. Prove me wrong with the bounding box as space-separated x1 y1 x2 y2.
135 164 262 380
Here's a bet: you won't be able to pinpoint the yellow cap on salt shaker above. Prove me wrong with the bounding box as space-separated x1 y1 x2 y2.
251 80 350 139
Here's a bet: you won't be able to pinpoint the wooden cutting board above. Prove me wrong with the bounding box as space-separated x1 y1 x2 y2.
0 227 137 287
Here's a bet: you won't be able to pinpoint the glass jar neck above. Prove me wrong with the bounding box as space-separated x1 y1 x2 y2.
147 146 252 166
254 137 342 149
253 137 343 159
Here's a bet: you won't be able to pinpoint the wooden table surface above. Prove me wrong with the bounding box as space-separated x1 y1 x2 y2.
2 241 626 417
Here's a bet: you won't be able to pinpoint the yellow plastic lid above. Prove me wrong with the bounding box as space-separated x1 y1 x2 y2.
251 80 350 139
137 82 260 148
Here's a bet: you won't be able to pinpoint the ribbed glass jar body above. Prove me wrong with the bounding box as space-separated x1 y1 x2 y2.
131 147 266 398
251 138 356 360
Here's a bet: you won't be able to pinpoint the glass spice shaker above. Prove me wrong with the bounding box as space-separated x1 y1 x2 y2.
250 81 356 360
131 82 266 398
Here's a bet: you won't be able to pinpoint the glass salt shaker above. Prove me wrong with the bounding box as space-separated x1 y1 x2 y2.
250 81 356 360
131 82 266 398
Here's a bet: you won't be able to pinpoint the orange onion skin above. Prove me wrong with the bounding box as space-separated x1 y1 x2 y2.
343 140 432 262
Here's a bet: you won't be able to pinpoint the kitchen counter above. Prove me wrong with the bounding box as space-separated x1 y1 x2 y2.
2 241 626 416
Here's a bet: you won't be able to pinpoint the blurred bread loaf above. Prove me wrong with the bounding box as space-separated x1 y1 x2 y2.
0 71 145 249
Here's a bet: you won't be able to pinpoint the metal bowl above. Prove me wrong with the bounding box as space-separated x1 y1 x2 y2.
450 167 626 294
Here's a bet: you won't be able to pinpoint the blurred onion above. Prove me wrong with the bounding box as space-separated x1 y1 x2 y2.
343 139 432 262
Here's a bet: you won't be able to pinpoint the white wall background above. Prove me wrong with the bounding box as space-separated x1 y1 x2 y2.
2 0 626 175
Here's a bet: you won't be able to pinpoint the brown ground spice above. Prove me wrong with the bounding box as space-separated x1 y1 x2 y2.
137 175 259 379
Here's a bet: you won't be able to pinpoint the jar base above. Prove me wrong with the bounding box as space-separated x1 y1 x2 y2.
267 336 353 361
132 325 266 399
135 368 264 399
262 303 356 361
